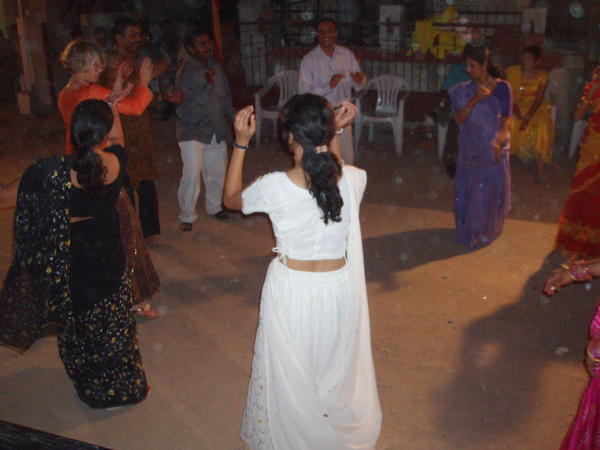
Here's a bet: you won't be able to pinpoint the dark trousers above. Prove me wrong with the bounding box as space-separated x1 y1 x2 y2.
126 179 160 238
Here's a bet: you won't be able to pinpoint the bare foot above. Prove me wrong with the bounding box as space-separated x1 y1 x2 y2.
132 302 159 320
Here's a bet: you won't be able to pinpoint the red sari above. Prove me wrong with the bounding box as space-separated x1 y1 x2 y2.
556 83 600 259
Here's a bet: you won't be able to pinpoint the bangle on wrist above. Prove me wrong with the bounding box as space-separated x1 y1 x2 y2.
335 128 344 135
587 348 600 363
234 142 249 150
562 260 592 281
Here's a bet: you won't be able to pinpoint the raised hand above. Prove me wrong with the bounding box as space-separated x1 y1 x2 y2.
474 85 492 102
139 57 154 86
205 68 216 85
333 100 358 130
234 106 256 146
117 60 134 81
330 74 345 89
350 71 366 85
106 83 134 105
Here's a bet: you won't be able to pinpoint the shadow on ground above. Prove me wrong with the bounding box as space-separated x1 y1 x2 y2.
363 228 470 290
435 250 599 446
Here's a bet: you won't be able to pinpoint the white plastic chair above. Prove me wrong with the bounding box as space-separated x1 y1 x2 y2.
253 70 299 147
568 119 588 159
354 75 410 156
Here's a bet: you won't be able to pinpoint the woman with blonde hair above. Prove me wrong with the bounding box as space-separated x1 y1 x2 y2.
58 39 160 319
58 39 153 155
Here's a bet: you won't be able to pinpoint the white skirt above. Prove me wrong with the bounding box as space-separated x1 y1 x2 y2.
241 259 381 449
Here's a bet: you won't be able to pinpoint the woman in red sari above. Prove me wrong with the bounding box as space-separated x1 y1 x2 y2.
58 40 160 319
555 66 600 260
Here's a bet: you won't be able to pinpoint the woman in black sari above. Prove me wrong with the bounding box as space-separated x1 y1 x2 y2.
0 99 148 408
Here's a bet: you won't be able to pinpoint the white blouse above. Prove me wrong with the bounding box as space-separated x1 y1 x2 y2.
242 168 363 260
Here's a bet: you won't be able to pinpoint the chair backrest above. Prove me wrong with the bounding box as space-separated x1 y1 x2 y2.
274 70 299 107
362 75 410 115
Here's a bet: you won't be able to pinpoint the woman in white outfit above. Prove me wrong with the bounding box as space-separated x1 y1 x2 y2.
224 94 381 450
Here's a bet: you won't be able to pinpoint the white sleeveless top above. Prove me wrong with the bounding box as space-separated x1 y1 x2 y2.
242 167 365 260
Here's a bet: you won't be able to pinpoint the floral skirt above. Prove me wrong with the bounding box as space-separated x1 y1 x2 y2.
58 273 148 408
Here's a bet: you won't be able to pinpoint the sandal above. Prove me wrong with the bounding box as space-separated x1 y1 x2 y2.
132 302 159 320
180 222 192 232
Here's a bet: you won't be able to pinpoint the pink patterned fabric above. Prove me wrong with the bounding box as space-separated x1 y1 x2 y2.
561 305 600 449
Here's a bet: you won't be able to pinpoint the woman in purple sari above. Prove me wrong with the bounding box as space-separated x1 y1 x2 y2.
449 45 512 248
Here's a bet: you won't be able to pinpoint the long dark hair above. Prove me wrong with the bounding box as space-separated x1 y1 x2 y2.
464 44 500 78
70 99 113 195
280 94 343 224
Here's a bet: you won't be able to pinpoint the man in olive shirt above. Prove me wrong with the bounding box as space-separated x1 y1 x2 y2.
175 26 234 231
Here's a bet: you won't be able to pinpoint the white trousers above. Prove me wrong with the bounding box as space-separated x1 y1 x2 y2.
177 139 227 222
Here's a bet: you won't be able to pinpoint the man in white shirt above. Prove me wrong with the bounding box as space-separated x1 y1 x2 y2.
299 18 366 164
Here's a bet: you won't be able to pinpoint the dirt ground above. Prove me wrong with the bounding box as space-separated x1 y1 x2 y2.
1 103 598 450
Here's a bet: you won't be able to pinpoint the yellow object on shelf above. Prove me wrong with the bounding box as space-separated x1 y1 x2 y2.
408 5 467 59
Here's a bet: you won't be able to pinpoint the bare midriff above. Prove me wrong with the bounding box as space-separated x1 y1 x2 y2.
283 257 346 272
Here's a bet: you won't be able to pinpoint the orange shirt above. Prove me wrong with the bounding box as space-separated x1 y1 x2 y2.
58 84 153 154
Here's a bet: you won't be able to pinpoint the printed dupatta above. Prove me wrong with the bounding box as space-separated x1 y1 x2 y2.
0 156 73 353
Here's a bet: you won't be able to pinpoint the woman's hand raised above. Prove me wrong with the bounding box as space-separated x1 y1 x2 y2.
334 101 357 131
106 83 133 106
474 86 492 102
234 106 256 146
139 58 154 87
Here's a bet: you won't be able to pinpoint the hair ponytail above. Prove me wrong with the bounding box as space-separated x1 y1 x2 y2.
70 99 113 195
281 94 343 224
302 149 343 224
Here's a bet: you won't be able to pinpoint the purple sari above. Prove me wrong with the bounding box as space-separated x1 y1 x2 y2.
449 80 512 248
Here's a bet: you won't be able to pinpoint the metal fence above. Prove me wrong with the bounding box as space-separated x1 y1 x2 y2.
240 19 468 93
239 1 599 92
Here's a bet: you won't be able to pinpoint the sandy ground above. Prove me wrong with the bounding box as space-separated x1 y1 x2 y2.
1 103 598 449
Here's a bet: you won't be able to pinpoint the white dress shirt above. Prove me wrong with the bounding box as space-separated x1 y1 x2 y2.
298 45 365 107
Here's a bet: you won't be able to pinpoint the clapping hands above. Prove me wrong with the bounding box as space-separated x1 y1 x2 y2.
139 57 154 86
106 83 133 106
